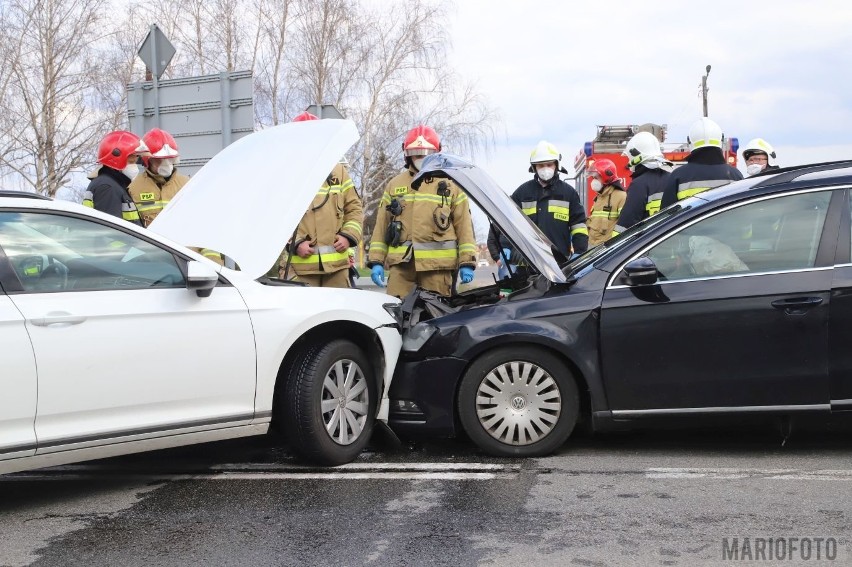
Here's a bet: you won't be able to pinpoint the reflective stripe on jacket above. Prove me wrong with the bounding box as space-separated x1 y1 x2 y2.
511 177 588 254
128 169 189 227
82 167 143 226
587 183 626 247
288 163 363 275
368 167 477 271
660 148 743 208
613 166 671 235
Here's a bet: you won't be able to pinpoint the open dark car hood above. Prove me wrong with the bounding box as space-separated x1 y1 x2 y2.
412 153 567 284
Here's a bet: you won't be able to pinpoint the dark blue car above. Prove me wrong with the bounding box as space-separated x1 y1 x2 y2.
388 156 852 458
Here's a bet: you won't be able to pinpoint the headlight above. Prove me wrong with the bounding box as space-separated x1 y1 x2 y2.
402 321 436 352
383 302 402 327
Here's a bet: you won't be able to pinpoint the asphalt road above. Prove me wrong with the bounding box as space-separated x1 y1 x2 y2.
2 423 851 567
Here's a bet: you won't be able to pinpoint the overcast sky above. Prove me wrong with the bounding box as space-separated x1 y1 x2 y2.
445 0 852 192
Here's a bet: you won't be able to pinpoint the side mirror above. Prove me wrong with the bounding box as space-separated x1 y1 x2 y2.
620 257 659 286
186 260 219 297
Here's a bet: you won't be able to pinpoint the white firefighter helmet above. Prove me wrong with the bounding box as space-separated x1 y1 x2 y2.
623 131 664 171
687 117 724 152
742 137 777 165
529 141 565 173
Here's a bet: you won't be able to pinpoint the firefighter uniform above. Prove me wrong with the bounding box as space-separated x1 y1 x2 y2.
613 165 671 235
660 147 743 208
368 167 477 298
511 178 588 256
82 167 142 226
128 169 189 227
128 168 224 265
587 181 626 247
284 163 363 288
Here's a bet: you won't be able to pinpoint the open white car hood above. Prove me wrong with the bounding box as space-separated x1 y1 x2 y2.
149 120 359 279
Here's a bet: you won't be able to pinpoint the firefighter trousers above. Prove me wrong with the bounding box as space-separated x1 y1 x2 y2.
387 260 453 298
295 269 351 288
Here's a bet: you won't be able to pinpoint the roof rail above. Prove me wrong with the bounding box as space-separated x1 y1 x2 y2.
0 190 52 200
752 160 852 187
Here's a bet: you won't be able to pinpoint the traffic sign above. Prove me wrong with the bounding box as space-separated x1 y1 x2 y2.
137 24 175 80
305 104 345 120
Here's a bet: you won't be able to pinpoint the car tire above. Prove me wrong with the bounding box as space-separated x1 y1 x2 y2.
280 339 377 466
458 346 579 458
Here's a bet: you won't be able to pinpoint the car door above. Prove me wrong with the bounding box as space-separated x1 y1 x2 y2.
829 189 852 411
0 210 257 452
600 188 839 414
0 286 37 460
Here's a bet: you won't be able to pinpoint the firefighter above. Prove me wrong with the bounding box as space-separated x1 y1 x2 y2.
613 131 672 235
512 141 588 258
586 158 626 247
742 138 780 176
368 124 477 298
128 128 187 227
128 128 224 265
280 111 363 288
83 131 148 225
660 117 743 208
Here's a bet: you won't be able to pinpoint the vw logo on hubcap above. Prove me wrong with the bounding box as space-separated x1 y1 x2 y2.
511 396 526 411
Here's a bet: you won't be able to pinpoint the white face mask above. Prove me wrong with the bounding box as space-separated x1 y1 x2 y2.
157 161 174 177
536 166 555 182
412 157 425 171
746 163 765 176
590 179 603 192
122 163 139 180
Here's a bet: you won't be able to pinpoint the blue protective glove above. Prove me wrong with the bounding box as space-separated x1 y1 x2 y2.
370 265 386 287
501 247 512 262
459 266 475 284
569 253 581 261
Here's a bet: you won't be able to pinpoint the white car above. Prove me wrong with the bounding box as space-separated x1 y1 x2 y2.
477 259 489 267
0 120 402 474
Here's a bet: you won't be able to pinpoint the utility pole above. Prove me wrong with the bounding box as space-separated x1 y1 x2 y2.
702 64 711 117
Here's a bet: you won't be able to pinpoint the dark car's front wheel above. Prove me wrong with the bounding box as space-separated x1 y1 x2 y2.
279 339 377 465
458 347 579 457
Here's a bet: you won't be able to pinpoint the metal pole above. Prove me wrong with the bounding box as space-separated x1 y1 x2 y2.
150 24 160 128
702 64 711 118
221 72 232 146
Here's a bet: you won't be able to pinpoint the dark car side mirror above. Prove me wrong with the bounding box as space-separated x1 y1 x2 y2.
620 257 659 286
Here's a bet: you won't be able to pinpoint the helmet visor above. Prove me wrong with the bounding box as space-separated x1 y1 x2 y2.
405 147 437 157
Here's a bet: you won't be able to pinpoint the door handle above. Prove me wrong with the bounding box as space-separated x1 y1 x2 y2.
771 297 823 315
29 312 87 327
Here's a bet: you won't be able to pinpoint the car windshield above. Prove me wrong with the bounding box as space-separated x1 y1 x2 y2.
566 203 688 275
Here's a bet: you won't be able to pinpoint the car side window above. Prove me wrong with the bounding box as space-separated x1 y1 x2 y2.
645 191 832 281
0 211 186 292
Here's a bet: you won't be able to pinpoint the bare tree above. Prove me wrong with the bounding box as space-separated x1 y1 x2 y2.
0 0 499 211
336 1 499 239
0 0 117 197
253 0 295 125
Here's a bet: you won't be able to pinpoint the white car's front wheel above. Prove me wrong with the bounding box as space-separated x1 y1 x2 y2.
280 339 377 465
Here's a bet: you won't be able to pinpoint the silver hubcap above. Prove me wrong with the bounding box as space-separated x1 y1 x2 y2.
320 358 369 446
475 361 561 446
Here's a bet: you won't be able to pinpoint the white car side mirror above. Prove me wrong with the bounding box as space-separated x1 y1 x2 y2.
186 260 219 297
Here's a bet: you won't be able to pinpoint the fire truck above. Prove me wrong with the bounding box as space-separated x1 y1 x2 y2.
572 123 739 212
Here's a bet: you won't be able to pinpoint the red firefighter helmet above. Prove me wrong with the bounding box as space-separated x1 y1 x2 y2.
402 125 441 156
293 111 319 122
592 158 618 185
142 128 179 161
97 131 149 170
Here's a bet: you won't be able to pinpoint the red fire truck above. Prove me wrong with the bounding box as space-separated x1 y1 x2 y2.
572 123 739 212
